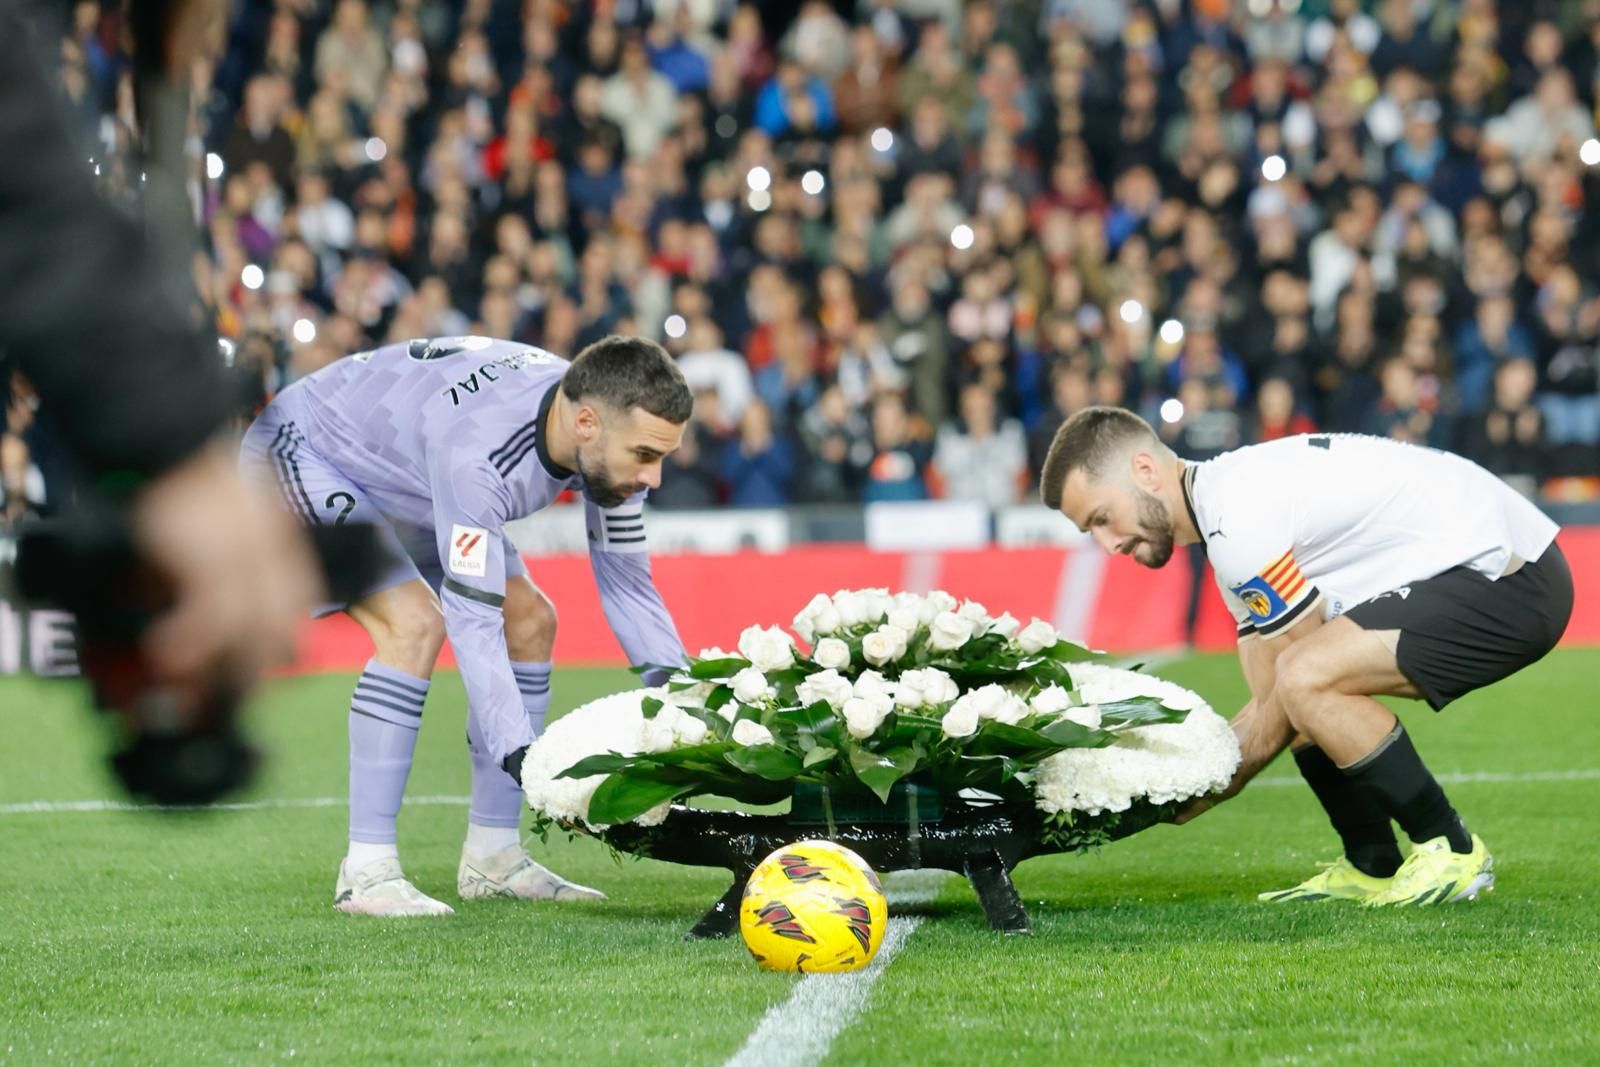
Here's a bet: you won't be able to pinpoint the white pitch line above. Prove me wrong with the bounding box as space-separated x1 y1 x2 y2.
4 768 1599 817
722 870 949 1067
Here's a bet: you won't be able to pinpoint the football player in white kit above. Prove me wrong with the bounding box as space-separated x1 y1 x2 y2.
1042 408 1574 907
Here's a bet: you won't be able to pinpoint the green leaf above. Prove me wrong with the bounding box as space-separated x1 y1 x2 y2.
723 744 806 780
640 696 664 718
556 752 649 778
846 744 920 802
968 721 1060 757
645 740 740 768
705 686 735 713
688 657 751 680
1044 639 1100 663
772 702 842 747
802 745 838 768
1097 697 1192 728
1036 717 1116 749
585 774 692 825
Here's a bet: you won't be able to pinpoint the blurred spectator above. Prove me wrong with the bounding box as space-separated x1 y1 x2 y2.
314 0 385 115
1462 358 1548 494
1455 295 1536 414
652 396 724 510
797 383 871 503
602 38 679 159
1250 377 1318 442
862 392 931 502
934 383 1027 508
721 398 794 506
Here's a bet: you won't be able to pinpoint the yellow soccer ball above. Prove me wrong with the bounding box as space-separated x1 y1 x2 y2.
738 840 889 973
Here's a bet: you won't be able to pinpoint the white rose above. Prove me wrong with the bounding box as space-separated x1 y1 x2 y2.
852 669 889 701
731 666 775 705
793 616 816 644
812 604 843 636
887 605 921 633
863 588 893 623
1017 618 1059 654
833 590 871 628
941 698 981 738
957 600 992 626
928 611 978 651
994 694 1028 725
738 624 796 672
918 590 958 624
1063 704 1102 730
913 667 960 706
716 701 739 722
673 714 708 745
966 684 1012 721
638 717 676 753
842 696 889 739
731 719 775 746
812 637 851 671
882 624 910 658
1029 685 1074 716
791 593 832 643
891 592 924 617
893 674 925 709
796 669 854 710
697 646 734 661
861 625 910 667
988 612 1021 639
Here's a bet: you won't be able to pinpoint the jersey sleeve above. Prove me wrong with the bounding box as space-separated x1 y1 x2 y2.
585 492 687 685
1206 512 1321 640
428 448 533 761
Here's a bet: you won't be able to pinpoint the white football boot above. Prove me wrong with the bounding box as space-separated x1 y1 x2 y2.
334 857 455 917
456 845 607 902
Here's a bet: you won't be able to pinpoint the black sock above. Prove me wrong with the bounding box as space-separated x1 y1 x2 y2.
1340 725 1472 854
1294 745 1403 877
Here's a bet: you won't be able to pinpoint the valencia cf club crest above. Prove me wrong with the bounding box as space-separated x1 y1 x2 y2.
1230 575 1288 620
754 901 817 943
778 853 828 883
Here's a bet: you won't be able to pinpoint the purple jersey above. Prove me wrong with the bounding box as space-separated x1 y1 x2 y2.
268 335 686 759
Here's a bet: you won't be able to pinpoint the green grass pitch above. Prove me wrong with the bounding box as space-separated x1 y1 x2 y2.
3 652 1598 1065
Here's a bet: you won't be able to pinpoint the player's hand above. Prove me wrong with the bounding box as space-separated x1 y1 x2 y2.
1171 793 1225 824
131 441 322 711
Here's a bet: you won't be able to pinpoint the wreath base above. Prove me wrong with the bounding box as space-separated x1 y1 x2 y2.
585 796 1173 938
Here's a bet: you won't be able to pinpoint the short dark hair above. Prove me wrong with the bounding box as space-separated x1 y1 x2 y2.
561 335 693 424
1039 406 1161 510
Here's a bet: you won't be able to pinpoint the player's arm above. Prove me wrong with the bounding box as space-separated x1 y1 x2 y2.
428 451 534 767
1176 534 1325 822
585 493 688 686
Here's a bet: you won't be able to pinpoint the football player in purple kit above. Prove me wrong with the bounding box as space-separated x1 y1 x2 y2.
241 334 692 916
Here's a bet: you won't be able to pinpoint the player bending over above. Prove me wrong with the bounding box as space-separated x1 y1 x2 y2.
242 335 691 916
1042 408 1573 906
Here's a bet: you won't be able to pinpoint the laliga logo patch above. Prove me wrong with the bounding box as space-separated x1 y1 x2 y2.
448 524 489 577
1231 576 1287 620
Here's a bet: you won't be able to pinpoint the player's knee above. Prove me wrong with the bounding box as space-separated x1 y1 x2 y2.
377 602 447 670
1273 642 1331 719
504 588 557 660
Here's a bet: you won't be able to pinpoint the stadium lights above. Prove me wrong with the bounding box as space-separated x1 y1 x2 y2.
365 137 388 163
1119 299 1145 325
206 152 224 180
241 264 265 291
292 318 317 344
801 170 826 196
870 127 894 152
1159 319 1185 345
747 165 772 192
1261 154 1287 182
1581 139 1600 167
950 224 974 250
1160 398 1184 424
664 314 687 339
748 188 772 212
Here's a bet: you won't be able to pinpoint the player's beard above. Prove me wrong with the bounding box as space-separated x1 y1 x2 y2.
575 436 642 509
1128 487 1176 568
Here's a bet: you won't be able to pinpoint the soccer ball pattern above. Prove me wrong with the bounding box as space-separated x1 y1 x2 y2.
738 840 889 973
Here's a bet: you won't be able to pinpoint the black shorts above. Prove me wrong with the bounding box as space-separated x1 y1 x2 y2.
1343 542 1574 711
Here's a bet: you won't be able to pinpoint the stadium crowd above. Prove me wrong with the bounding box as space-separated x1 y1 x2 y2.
5 0 1600 525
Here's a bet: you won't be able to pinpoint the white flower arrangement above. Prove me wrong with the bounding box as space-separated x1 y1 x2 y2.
521 589 1240 830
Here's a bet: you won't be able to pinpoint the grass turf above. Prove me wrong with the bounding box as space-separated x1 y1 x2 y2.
2 651 1597 1065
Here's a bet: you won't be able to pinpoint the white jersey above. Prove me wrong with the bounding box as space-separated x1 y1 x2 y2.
1180 434 1559 638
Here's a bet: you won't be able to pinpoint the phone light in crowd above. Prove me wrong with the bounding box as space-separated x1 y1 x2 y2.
950 224 975 250
870 127 894 152
292 318 317 344
801 169 826 196
746 165 772 192
663 314 687 339
748 188 772 212
1119 299 1145 325
241 264 265 291
365 137 388 163
1581 139 1600 167
1159 318 1185 345
1261 154 1287 182
206 153 225 181
1160 398 1185 424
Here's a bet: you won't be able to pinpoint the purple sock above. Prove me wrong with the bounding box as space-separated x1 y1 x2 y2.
348 659 429 844
467 661 551 829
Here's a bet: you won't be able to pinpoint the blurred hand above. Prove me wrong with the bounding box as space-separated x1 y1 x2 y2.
130 441 321 709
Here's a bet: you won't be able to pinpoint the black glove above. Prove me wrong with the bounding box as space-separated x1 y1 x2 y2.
502 744 529 785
